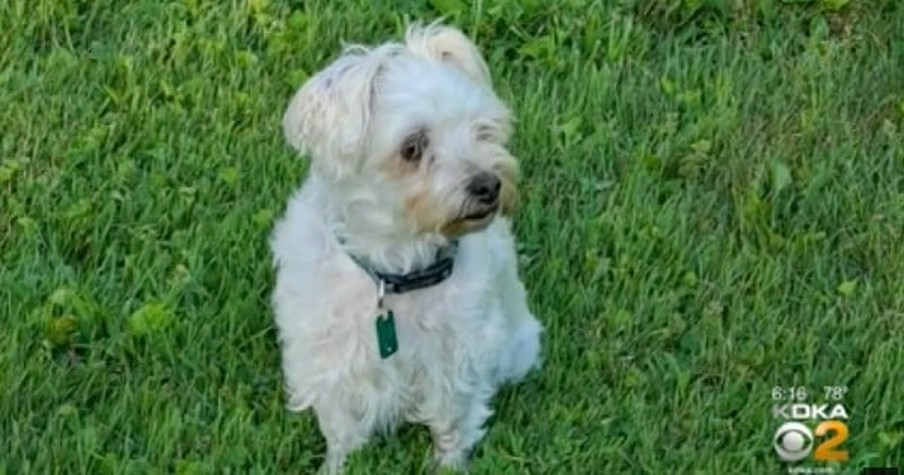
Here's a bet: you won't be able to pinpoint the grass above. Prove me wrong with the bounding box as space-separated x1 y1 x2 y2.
2 0 903 473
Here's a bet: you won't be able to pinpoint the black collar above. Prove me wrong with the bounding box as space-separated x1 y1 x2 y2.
343 240 459 294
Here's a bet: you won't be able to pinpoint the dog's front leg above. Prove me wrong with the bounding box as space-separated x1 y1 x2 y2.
427 393 493 471
313 401 372 475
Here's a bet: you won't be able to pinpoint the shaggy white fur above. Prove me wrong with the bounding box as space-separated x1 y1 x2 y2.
270 22 543 474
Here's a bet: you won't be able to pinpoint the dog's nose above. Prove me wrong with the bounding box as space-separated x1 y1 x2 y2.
466 172 501 204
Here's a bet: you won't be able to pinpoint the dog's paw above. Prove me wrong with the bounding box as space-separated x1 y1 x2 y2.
317 458 345 475
432 451 470 474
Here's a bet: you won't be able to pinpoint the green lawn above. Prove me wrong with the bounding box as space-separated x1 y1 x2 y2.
2 1 903 473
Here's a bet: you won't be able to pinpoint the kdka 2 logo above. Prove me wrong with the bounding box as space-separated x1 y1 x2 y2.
772 386 850 463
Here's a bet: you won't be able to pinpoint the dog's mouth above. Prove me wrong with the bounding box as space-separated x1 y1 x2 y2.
441 204 498 237
461 205 498 222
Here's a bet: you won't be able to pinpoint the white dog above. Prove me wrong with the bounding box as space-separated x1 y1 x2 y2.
269 22 543 474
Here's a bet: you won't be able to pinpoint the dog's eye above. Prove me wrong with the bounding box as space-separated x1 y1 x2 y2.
400 131 427 162
476 125 494 142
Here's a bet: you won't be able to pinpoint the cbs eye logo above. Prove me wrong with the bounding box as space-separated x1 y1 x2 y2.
773 420 849 462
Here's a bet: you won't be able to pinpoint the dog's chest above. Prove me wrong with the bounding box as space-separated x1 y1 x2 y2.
383 286 476 354
372 280 500 387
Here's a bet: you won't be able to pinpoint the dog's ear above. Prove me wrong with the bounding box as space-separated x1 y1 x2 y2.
405 23 492 89
283 47 391 179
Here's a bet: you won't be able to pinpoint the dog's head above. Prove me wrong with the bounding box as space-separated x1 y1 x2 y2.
283 23 518 239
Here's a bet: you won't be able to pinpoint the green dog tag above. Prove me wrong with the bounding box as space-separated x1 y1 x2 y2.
376 310 398 359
